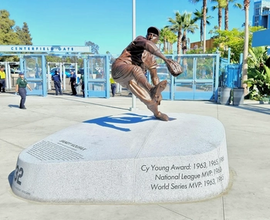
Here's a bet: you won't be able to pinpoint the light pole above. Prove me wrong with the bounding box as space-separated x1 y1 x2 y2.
130 0 137 111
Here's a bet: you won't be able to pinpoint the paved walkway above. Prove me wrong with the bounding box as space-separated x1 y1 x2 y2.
0 92 269 220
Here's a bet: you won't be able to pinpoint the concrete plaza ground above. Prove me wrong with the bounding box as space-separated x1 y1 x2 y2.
0 92 270 220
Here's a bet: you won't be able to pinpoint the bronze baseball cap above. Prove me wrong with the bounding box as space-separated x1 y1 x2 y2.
147 27 160 36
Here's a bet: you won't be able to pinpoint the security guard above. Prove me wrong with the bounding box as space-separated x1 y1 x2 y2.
52 69 62 95
15 72 32 109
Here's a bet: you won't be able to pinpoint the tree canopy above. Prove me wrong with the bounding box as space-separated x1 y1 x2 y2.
0 10 21 45
0 10 33 61
0 10 32 45
212 26 263 63
14 22 32 45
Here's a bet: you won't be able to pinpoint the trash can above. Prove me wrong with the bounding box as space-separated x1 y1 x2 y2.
233 88 244 106
218 87 231 105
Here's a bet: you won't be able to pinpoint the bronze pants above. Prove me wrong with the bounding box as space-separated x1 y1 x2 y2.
112 60 160 115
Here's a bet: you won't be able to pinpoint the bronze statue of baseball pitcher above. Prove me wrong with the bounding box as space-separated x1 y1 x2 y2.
112 26 182 121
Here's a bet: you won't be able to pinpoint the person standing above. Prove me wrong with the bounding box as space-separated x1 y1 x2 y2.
69 71 77 95
15 72 32 109
80 72 85 97
0 65 6 92
110 75 117 97
52 69 62 95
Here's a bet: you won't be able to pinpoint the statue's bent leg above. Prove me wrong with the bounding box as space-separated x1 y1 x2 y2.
112 61 169 121
128 79 169 121
132 66 168 106
147 102 169 121
150 80 167 105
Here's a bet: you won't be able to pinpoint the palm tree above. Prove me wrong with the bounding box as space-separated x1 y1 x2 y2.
224 0 242 30
242 0 250 95
190 0 226 52
202 0 207 52
167 11 184 55
167 11 198 54
159 27 172 53
181 12 198 54
167 31 177 53
211 0 227 30
193 8 213 45
189 0 208 52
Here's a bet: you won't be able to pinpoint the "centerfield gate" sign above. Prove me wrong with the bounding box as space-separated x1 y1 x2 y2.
0 45 90 53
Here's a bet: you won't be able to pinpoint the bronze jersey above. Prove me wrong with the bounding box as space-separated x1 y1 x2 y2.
117 36 158 72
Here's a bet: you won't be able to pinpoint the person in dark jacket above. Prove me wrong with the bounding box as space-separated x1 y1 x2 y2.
69 71 77 95
52 69 62 95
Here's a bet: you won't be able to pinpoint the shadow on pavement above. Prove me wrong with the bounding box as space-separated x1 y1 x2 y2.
8 104 19 108
234 104 270 115
83 113 153 132
8 171 14 188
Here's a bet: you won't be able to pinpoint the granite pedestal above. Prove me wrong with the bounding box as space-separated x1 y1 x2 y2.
11 113 230 203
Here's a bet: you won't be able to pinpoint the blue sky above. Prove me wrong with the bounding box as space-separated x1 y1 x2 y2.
1 0 254 55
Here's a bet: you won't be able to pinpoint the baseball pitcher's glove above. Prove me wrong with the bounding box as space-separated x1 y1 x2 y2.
166 59 183 77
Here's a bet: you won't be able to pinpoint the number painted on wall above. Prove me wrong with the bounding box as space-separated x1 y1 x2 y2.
14 165 24 185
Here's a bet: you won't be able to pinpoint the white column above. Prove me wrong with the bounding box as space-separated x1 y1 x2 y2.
130 0 137 111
